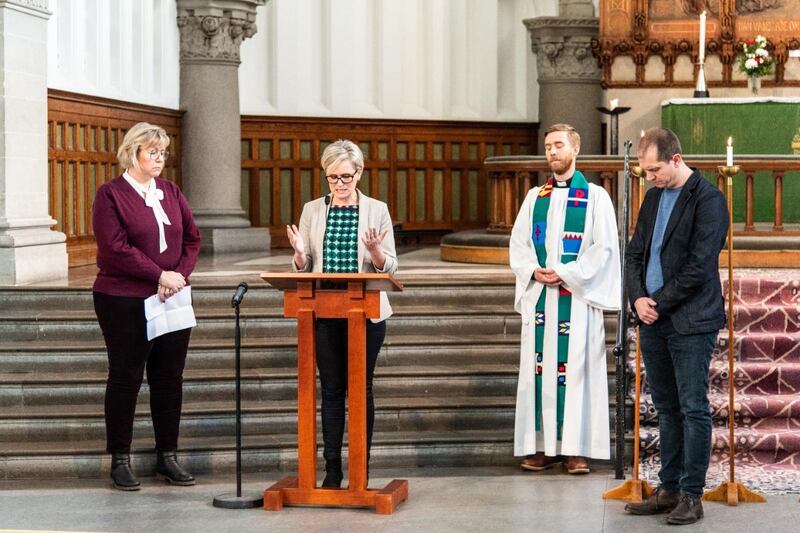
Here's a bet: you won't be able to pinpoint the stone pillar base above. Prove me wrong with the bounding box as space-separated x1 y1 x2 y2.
199 227 270 255
0 227 68 285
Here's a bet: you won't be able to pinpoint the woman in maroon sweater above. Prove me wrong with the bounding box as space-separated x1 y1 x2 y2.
92 122 201 491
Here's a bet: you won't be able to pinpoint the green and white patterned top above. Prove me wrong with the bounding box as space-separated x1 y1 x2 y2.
322 205 359 273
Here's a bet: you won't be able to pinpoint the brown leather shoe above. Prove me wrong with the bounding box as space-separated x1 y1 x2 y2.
520 452 562 471
624 487 681 515
666 493 703 525
564 456 590 474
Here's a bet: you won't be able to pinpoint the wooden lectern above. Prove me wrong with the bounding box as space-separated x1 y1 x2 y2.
260 272 408 514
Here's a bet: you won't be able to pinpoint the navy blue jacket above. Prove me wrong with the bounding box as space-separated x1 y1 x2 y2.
626 170 729 334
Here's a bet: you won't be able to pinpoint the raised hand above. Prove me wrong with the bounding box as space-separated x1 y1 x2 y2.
361 227 388 252
286 224 305 255
287 224 307 269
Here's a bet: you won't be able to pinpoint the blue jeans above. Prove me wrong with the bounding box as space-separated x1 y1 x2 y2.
640 319 716 497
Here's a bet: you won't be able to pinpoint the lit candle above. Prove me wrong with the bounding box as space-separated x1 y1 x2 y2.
610 98 619 111
699 10 706 63
726 137 733 166
640 129 645 138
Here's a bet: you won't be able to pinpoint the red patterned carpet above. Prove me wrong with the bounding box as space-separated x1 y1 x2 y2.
634 270 800 494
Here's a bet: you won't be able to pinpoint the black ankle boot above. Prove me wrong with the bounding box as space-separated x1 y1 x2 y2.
321 459 343 488
111 453 140 491
155 450 195 486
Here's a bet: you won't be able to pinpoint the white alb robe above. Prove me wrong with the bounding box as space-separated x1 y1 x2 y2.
510 182 621 459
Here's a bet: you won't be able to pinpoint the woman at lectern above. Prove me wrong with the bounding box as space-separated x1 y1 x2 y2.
92 122 201 491
286 139 398 488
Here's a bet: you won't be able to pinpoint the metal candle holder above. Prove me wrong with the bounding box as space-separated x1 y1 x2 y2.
694 60 710 98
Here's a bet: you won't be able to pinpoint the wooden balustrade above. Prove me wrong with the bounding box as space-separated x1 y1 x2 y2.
48 90 182 266
241 117 537 245
485 155 800 236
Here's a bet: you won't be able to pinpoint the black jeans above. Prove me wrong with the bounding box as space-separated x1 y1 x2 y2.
93 291 192 454
315 318 386 465
640 318 717 496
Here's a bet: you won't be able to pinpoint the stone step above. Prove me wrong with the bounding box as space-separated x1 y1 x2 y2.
0 429 635 480
0 365 525 408
0 313 530 343
0 396 516 442
0 343 521 374
0 284 516 312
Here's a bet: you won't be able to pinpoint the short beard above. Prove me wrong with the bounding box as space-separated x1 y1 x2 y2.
548 155 573 175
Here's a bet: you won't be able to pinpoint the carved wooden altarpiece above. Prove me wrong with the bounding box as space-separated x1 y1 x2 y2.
593 0 800 87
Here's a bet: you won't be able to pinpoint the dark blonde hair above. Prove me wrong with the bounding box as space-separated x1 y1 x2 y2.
321 140 364 173
544 123 580 150
117 122 170 171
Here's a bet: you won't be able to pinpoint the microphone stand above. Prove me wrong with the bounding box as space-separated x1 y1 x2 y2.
213 283 263 509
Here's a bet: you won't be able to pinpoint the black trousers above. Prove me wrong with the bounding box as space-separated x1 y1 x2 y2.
93 291 191 454
315 318 386 464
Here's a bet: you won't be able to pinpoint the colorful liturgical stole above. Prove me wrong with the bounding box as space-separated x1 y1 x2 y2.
530 171 589 439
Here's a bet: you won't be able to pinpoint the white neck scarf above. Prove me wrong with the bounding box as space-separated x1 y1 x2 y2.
123 171 172 253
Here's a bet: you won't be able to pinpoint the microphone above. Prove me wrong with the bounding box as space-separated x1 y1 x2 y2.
231 282 249 308
324 194 331 205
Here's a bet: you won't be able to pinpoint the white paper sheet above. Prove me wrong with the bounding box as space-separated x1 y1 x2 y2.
144 286 197 341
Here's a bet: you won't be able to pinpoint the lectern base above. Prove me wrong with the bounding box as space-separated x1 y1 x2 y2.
264 476 408 514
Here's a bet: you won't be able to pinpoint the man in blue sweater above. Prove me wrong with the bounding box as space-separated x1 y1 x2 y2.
624 128 728 525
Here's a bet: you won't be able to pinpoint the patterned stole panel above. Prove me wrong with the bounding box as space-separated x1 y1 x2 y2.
530 171 589 439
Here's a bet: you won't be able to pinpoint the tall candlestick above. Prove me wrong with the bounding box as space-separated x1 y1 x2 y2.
726 137 733 166
699 10 706 63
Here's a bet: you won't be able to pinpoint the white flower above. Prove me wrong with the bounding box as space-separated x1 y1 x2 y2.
756 48 769 58
745 58 759 70
756 35 767 43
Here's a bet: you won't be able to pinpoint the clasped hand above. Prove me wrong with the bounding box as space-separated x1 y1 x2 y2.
634 297 659 325
158 270 186 302
533 268 562 286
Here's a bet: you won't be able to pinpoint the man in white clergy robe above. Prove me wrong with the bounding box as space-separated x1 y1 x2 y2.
510 123 621 474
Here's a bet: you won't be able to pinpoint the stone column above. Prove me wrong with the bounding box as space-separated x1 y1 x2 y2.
177 0 269 253
524 0 602 155
0 0 67 284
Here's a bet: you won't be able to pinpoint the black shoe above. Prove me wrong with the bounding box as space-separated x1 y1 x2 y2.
321 459 343 488
666 493 704 525
155 450 195 486
110 453 141 491
624 487 680 515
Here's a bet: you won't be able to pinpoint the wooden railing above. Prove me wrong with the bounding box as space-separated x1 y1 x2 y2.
48 90 182 266
485 155 800 236
241 117 537 245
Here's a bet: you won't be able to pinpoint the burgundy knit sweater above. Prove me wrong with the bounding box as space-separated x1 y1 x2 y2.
92 176 201 298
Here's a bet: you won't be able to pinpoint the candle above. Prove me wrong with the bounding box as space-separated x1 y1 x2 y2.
610 98 619 111
699 10 706 63
640 129 645 138
726 137 733 166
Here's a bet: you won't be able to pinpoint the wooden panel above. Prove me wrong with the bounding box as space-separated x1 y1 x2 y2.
595 0 800 88
48 90 182 267
241 116 537 246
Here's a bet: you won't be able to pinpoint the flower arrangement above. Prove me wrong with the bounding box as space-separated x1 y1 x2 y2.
738 35 773 78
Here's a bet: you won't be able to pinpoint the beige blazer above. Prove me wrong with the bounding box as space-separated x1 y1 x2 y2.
292 190 398 321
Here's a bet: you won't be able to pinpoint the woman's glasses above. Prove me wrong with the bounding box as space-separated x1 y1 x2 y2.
144 149 170 161
325 173 356 184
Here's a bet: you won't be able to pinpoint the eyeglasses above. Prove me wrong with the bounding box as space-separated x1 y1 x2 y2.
325 173 357 184
143 148 170 161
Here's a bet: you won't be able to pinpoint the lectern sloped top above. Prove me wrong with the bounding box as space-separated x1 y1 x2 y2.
260 272 403 292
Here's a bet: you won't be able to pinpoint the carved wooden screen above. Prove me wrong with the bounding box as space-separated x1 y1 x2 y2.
47 90 182 266
240 117 537 245
595 0 800 88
